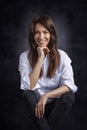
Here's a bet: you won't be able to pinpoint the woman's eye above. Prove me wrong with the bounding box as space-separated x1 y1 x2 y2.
34 31 49 35
34 31 39 34
44 31 49 34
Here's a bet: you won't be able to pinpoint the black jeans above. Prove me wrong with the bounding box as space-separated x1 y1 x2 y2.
21 90 75 130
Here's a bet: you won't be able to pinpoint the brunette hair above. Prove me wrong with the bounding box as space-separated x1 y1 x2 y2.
28 15 60 78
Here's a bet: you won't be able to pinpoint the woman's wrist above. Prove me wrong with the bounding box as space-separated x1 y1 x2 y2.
38 56 44 62
44 93 49 100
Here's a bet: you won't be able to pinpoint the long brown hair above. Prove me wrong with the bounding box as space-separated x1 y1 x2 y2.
28 15 60 78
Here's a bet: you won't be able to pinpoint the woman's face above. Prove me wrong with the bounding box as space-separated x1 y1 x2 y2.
34 23 50 47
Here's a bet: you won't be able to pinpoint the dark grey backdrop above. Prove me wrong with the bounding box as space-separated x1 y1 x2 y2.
1 0 87 130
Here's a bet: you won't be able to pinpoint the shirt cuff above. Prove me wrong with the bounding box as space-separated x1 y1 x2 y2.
20 76 30 90
32 82 41 90
62 81 78 93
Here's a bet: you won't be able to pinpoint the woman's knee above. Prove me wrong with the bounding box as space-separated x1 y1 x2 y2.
22 90 38 108
61 92 75 108
23 90 35 99
21 90 37 118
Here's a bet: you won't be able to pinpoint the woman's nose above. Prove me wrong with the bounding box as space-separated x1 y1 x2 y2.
39 33 44 39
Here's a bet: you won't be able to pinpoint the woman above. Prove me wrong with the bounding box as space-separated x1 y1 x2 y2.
18 15 78 130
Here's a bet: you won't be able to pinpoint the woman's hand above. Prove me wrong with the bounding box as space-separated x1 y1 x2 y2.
37 47 50 59
35 94 48 119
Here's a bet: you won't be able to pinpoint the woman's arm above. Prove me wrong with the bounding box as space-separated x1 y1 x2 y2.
29 47 50 90
46 85 70 99
35 85 70 119
29 56 43 89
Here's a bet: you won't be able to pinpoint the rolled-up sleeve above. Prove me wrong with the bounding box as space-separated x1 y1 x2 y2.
18 52 31 90
60 51 78 93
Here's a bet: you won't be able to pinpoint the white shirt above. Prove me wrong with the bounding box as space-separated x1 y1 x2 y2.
18 49 77 98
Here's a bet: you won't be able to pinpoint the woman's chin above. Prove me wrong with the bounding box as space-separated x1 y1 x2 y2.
39 45 46 47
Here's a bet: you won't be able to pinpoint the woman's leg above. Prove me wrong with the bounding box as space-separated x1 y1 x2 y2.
46 92 75 130
22 90 51 130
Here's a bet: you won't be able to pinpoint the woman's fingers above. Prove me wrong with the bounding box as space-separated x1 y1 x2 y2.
37 46 50 57
42 104 45 116
43 48 50 54
35 104 44 119
42 47 50 54
37 47 44 58
35 95 47 119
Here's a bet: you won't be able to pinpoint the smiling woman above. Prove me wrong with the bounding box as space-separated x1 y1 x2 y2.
18 15 78 130
34 23 50 47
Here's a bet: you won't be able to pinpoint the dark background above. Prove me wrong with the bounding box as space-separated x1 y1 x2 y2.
0 0 87 130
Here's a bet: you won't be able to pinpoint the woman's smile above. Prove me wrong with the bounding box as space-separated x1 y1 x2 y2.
34 23 50 47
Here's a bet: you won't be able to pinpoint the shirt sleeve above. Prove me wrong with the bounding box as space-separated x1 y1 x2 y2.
60 51 78 93
18 52 31 90
18 51 42 90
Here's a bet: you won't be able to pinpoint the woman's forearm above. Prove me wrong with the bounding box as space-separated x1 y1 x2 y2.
29 47 50 90
29 57 43 89
46 85 70 99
